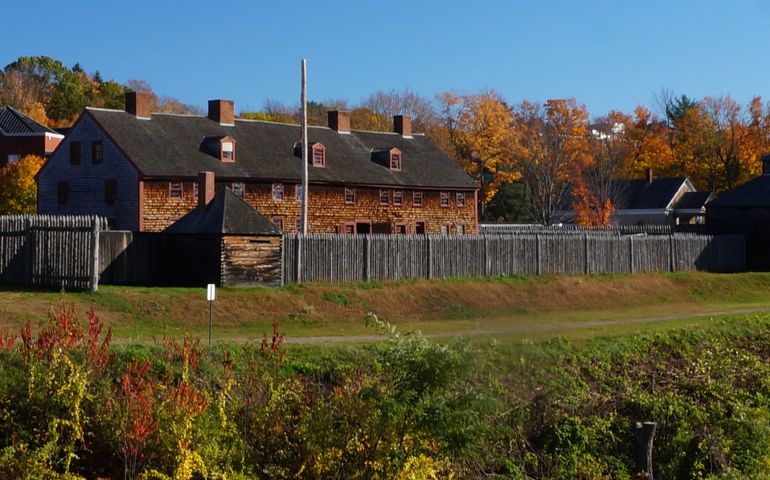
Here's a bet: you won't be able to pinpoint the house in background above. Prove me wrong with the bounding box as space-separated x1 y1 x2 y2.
558 170 711 225
36 92 477 234
0 106 63 167
706 154 770 270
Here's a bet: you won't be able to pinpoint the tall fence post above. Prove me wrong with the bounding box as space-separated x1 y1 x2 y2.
280 235 286 286
669 234 675 272
584 233 589 275
24 217 32 286
484 234 490 277
90 217 100 292
535 234 541 276
364 234 371 282
629 236 635 274
295 235 302 283
426 235 432 279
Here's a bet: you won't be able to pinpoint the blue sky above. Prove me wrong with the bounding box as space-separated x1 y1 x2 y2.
6 0 770 117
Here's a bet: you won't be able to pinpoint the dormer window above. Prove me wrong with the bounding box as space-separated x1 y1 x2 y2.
371 147 403 170
220 137 235 163
311 143 326 167
390 149 402 171
202 135 236 162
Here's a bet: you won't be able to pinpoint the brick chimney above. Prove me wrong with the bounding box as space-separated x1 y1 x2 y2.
208 99 235 126
125 91 152 119
328 111 350 134
645 168 653 184
394 115 412 137
198 171 215 207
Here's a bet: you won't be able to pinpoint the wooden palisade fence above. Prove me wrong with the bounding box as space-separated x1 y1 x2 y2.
0 215 106 291
283 233 745 284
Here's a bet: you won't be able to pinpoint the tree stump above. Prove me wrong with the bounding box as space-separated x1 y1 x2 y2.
634 421 657 479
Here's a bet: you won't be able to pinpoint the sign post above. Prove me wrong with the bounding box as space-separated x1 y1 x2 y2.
206 283 216 347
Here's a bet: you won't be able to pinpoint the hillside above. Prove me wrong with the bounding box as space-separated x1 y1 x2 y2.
2 271 770 342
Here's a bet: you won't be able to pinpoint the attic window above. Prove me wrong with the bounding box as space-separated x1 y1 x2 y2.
170 182 183 198
311 143 326 167
221 139 235 162
390 149 402 171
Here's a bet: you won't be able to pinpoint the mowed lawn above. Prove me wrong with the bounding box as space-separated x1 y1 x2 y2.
3 271 770 344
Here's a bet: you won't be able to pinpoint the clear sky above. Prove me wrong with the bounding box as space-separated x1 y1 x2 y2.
5 0 770 118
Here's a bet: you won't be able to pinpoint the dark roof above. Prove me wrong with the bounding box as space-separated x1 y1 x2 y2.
674 191 713 210
0 106 58 135
615 177 689 209
561 177 690 210
707 175 770 207
85 108 476 189
164 188 283 235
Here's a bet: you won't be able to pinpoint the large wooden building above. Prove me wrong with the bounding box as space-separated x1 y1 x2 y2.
37 93 478 234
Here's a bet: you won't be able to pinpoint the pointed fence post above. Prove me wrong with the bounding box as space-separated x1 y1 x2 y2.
90 216 101 292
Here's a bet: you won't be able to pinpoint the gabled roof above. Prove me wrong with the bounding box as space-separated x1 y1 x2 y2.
615 177 690 210
674 191 713 210
0 106 59 135
84 108 476 189
164 188 283 235
560 176 692 211
707 175 770 207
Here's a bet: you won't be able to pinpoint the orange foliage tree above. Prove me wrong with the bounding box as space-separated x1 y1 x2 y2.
512 99 590 225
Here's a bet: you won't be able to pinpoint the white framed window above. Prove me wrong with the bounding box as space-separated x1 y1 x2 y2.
440 191 450 207
390 150 401 171
456 192 465 207
170 182 183 198
344 187 355 204
413 191 423 206
295 184 303 201
272 183 284 200
232 181 244 198
312 143 325 167
379 189 389 205
393 190 403 205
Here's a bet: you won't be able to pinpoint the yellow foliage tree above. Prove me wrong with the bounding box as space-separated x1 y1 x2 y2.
0 155 44 214
440 91 519 217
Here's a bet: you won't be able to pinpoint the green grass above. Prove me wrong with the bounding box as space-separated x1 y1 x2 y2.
6 271 770 345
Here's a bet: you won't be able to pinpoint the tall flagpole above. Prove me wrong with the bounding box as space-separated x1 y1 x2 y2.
301 59 309 235
297 59 308 284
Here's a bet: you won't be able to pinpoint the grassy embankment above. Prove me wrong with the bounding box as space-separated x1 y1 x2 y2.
3 271 770 343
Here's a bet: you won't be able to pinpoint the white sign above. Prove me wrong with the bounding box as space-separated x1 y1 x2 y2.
207 283 216 301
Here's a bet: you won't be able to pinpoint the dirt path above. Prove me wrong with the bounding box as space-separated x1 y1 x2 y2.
280 306 770 344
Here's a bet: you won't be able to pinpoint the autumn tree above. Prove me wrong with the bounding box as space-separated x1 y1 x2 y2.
0 155 44 214
512 99 589 225
440 91 518 218
575 111 634 225
361 88 436 132
623 105 676 178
